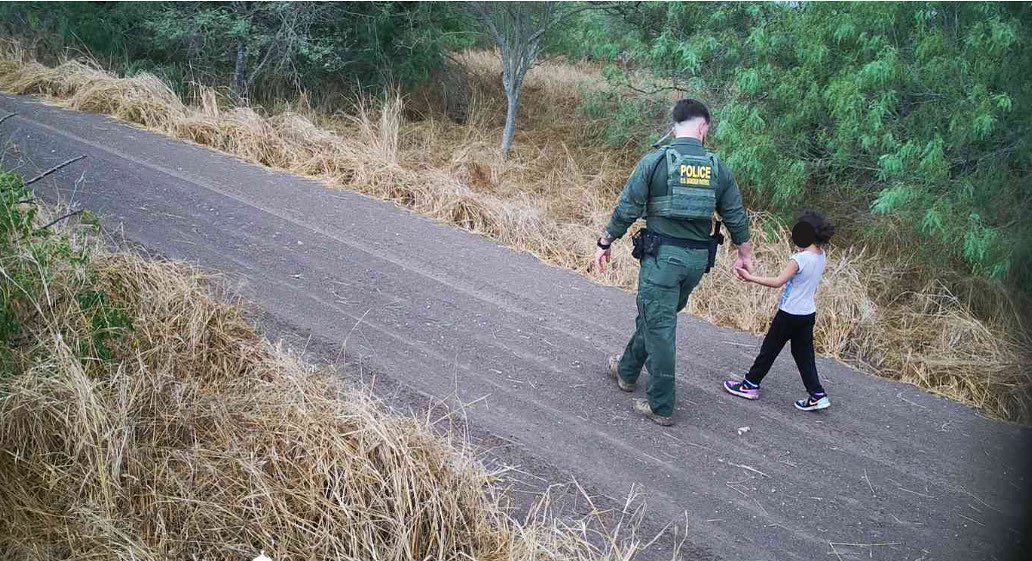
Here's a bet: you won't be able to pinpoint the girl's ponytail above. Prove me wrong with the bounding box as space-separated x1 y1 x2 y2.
798 210 835 245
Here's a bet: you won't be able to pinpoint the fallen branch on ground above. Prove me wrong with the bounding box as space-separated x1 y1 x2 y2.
25 155 85 185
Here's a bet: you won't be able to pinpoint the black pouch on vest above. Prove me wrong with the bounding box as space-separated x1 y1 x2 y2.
706 221 725 273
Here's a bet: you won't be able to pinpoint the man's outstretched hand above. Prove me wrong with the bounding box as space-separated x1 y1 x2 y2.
593 246 612 273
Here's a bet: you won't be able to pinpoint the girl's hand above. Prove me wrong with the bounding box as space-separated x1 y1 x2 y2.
733 267 752 282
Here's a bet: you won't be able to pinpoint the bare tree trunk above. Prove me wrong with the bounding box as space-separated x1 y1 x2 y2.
501 85 520 157
470 2 580 160
232 41 248 97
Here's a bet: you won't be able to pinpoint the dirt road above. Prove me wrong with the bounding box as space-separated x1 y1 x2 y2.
2 93 1028 561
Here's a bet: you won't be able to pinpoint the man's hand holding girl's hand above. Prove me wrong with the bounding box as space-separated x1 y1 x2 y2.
731 242 754 280
733 266 755 283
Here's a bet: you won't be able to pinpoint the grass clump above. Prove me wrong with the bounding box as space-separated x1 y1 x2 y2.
0 170 649 560
0 45 1027 423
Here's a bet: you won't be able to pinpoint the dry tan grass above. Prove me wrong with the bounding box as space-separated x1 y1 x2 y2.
455 50 606 107
0 46 1026 422
0 210 653 560
0 58 186 129
866 284 1030 419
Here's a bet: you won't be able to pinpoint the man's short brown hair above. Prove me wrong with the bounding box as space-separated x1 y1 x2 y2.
673 99 710 124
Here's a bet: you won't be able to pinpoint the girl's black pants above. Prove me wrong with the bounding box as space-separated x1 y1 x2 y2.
745 310 825 396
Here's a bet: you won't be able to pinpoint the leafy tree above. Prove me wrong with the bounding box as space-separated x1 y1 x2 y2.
0 2 151 62
145 2 328 98
563 3 1032 289
0 2 470 100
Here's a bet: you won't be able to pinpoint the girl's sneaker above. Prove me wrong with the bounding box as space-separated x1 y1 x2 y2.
794 394 831 411
724 379 760 400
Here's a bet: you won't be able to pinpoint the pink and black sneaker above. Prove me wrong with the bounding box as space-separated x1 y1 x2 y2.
724 379 760 400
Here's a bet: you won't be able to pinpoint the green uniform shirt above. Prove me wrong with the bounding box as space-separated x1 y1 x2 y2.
605 138 751 245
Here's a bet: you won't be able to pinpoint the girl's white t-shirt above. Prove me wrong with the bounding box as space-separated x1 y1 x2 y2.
779 249 826 315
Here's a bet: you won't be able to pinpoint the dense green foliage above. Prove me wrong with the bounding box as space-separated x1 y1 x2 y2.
563 3 1031 291
0 2 473 100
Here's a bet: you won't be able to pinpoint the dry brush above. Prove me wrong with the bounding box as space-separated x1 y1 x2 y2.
0 199 650 560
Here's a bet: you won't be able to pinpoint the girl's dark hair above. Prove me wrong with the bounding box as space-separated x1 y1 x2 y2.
798 210 835 245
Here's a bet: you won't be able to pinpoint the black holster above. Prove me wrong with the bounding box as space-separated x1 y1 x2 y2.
631 229 661 260
706 221 725 273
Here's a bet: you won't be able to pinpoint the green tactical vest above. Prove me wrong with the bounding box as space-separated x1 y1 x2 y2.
645 147 720 221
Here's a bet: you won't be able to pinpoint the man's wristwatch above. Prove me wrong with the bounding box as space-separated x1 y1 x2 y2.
597 236 612 250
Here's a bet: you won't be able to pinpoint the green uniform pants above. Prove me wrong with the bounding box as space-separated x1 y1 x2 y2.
618 245 708 417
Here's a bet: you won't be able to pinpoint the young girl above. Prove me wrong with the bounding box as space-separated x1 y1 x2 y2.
723 211 835 411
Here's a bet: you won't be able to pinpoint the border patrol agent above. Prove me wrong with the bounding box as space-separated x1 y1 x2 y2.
593 99 754 426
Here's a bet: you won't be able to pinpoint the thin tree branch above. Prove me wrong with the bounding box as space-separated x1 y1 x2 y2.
25 155 86 186
35 209 84 233
624 82 692 96
469 2 504 43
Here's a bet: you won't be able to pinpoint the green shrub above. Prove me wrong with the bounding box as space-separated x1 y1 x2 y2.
0 2 473 102
0 171 132 377
579 88 667 150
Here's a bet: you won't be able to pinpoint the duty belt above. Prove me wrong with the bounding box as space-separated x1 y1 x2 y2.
649 230 711 250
